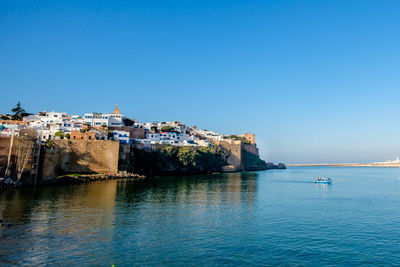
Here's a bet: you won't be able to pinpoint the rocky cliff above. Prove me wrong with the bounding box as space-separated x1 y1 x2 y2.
38 138 285 180
215 140 286 172
129 145 225 176
128 143 285 176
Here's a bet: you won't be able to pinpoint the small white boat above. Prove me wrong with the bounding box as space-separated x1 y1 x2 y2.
314 177 332 184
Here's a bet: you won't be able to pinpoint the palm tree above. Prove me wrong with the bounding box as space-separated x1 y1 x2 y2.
11 102 26 121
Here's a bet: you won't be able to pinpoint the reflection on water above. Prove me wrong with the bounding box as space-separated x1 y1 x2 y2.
114 172 257 207
0 172 258 265
0 182 119 265
0 172 257 225
314 183 332 192
2 167 400 265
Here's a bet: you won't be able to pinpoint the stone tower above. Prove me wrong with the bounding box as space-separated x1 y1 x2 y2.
113 104 120 114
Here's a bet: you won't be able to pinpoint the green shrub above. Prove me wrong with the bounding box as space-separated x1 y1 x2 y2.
161 126 175 132
227 135 250 144
163 145 177 158
54 131 65 138
177 147 196 167
45 140 56 149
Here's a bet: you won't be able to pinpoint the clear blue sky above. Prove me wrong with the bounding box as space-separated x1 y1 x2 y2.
1 0 400 164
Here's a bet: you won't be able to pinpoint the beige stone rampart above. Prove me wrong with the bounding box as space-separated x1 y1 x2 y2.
243 143 259 156
214 140 244 172
40 140 119 179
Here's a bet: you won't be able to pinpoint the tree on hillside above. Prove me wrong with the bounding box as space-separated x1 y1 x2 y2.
11 102 26 121
161 126 175 132
54 131 65 139
1 115 10 120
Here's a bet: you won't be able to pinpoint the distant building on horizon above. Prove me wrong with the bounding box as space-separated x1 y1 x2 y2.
372 157 400 164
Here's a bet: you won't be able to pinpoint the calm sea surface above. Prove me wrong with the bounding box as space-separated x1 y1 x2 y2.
1 167 400 266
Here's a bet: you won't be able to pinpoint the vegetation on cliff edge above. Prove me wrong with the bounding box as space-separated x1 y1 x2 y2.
131 146 225 175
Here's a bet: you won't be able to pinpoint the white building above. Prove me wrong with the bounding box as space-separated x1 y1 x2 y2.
70 116 84 125
83 112 109 126
112 130 130 144
36 125 64 143
157 121 187 133
23 114 41 122
61 121 82 133
143 131 206 146
28 119 47 129
108 113 124 127
146 132 180 143
196 129 224 141
83 105 124 127
141 122 158 131
39 111 68 125
24 111 75 130
140 121 188 133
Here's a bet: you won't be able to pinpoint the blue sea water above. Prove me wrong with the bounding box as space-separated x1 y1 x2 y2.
1 166 400 266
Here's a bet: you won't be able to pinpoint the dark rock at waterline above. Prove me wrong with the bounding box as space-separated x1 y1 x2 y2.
244 162 286 171
38 171 145 186
276 163 287 169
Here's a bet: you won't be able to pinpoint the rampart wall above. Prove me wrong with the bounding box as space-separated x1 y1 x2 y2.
214 140 244 172
40 140 119 179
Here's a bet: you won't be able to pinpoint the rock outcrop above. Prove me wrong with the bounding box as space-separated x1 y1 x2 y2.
215 138 285 172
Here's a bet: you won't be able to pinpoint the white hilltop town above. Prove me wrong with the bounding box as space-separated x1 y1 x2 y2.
0 103 277 185
0 104 256 147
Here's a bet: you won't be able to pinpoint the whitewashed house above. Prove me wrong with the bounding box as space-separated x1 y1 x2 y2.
146 132 180 143
111 130 130 144
196 129 224 141
23 114 41 122
83 112 109 126
39 111 68 125
36 125 63 143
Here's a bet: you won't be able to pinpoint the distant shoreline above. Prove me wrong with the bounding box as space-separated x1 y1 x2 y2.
287 163 400 168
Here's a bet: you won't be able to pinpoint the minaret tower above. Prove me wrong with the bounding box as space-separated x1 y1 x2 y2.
113 104 120 114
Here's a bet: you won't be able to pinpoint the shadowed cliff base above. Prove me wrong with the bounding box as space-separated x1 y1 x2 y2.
129 146 286 176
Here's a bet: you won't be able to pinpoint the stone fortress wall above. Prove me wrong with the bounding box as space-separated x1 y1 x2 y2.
40 140 119 179
38 132 266 179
